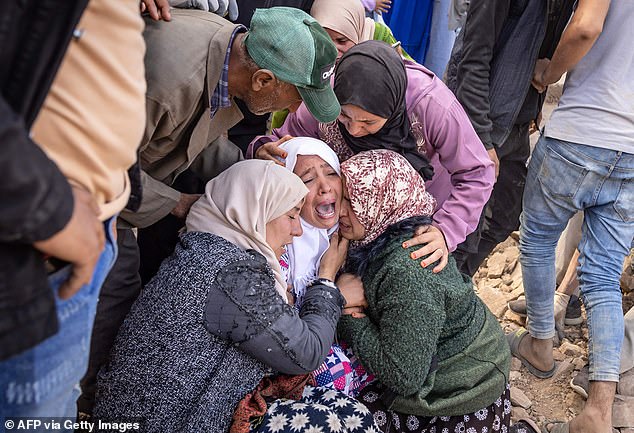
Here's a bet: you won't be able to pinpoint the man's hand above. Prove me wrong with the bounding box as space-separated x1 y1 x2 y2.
402 225 449 273
375 0 392 14
336 273 367 309
255 135 293 165
141 0 172 21
318 232 349 281
33 186 105 300
171 193 202 219
487 147 500 180
531 58 552 93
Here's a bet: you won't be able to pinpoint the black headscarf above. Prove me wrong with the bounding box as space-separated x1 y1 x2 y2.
334 40 434 181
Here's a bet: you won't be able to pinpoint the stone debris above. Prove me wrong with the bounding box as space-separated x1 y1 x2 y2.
510 387 532 409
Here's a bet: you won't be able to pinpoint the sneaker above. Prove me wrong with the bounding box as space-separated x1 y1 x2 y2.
565 295 583 325
508 297 528 317
570 365 589 399
507 295 583 325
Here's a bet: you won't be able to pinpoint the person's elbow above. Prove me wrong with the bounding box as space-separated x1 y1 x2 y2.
572 15 604 43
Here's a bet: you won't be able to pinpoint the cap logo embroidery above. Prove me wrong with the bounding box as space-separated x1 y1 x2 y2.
321 63 335 82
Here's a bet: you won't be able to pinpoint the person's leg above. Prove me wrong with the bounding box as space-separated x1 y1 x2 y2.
0 218 117 430
77 227 141 416
555 211 583 284
525 139 634 433
517 136 579 373
455 124 531 276
622 307 634 375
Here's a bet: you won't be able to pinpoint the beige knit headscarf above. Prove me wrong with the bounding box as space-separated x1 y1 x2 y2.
186 160 308 302
311 0 375 45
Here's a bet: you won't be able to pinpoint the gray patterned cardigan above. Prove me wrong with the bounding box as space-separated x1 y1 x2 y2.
94 232 344 432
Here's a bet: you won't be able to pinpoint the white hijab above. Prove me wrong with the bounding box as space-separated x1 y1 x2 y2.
186 160 308 302
279 137 341 306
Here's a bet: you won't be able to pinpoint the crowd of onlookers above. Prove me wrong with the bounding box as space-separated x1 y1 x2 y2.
1 0 632 432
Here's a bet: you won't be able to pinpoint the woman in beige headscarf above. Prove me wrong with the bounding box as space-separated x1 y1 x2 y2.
310 0 411 60
94 160 359 432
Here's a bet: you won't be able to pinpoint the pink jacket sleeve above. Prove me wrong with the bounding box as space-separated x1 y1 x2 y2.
246 103 321 159
414 89 495 251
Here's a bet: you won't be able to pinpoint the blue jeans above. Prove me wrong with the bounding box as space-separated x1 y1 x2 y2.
520 136 634 382
0 218 117 429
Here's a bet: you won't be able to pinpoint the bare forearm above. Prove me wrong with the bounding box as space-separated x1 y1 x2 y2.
542 0 610 84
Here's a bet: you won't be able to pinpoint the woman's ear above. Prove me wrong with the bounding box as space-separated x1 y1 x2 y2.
251 69 276 91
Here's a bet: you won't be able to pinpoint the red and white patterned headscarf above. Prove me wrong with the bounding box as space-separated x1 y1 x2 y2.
341 150 436 246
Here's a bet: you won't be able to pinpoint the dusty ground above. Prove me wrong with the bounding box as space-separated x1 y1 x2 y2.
474 236 634 432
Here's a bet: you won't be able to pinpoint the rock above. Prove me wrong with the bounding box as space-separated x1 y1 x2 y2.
510 231 520 242
510 371 522 381
503 245 520 272
560 341 585 358
510 387 532 409
572 357 586 371
613 395 634 428
484 277 504 289
476 284 515 317
511 406 531 423
549 359 575 382
509 287 525 300
510 264 523 286
621 251 633 292
505 309 525 325
486 253 507 279
511 358 522 371
620 429 634 433
502 273 514 285
553 350 566 362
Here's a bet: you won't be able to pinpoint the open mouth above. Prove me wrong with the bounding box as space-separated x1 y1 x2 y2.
315 201 336 219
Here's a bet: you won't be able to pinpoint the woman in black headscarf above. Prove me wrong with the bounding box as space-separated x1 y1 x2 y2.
250 40 495 274
334 40 434 181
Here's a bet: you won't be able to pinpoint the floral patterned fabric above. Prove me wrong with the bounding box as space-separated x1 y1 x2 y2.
340 150 436 246
357 382 512 433
252 386 380 433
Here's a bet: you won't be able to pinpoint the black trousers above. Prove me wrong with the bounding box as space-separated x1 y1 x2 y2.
77 228 141 414
454 124 531 276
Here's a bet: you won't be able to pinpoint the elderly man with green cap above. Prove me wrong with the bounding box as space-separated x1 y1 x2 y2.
76 7 340 418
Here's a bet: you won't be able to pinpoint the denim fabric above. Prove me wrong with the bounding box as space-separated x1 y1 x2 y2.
0 217 118 429
520 136 634 382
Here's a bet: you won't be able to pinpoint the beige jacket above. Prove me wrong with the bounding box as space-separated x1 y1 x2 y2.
120 9 244 228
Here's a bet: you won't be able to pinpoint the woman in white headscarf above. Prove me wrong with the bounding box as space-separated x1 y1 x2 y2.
94 160 373 432
276 137 373 398
278 137 342 307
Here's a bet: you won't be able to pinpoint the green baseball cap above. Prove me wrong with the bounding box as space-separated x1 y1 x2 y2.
244 7 340 123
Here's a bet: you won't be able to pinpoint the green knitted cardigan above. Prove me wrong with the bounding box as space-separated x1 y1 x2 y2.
338 237 510 416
